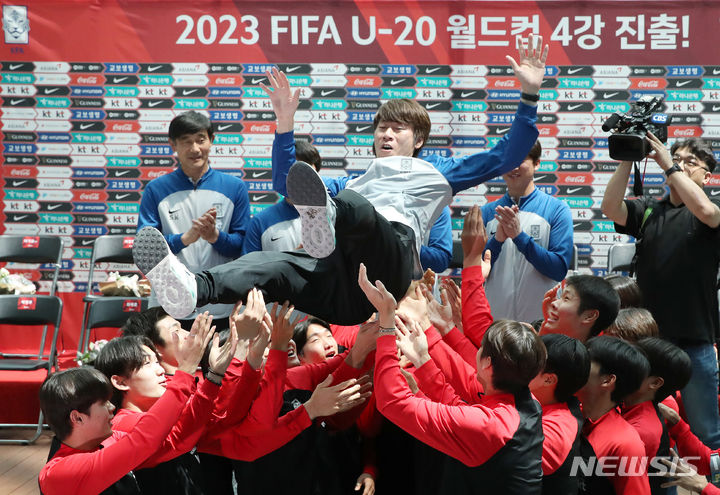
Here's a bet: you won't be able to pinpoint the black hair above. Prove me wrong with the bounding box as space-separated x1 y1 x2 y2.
566 275 620 336
168 111 214 141
94 335 159 409
527 140 542 163
636 338 692 403
373 99 431 157
602 274 643 309
292 317 332 355
671 138 716 173
295 140 322 171
481 320 547 394
541 334 591 403
39 367 112 441
120 306 169 347
586 335 650 405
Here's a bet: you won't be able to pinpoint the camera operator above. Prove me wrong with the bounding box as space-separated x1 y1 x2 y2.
601 131 720 449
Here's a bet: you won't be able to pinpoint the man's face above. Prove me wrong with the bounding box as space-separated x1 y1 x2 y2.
299 324 338 364
373 120 422 158
541 285 591 342
286 340 302 368
122 346 168 407
503 157 539 191
170 130 212 177
82 399 115 443
672 146 711 188
155 316 189 366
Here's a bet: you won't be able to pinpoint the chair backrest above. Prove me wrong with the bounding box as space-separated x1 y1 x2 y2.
0 294 63 361
86 235 137 296
607 243 636 274
0 235 63 295
86 297 149 330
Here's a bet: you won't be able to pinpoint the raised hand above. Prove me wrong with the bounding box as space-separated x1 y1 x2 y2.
193 208 219 243
394 313 431 368
347 320 379 369
495 205 521 239
260 68 300 133
659 448 707 493
355 473 375 495
269 301 297 351
176 311 216 374
462 205 489 268
506 33 549 96
358 263 397 328
441 279 463 331
645 131 674 172
246 312 272 370
304 375 372 420
421 283 453 335
208 315 239 376
231 288 267 339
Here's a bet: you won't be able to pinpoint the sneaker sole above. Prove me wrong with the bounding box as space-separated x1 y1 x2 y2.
287 161 335 258
133 227 195 318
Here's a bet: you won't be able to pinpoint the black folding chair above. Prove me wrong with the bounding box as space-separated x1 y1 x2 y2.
79 235 147 353
0 235 63 296
0 294 63 444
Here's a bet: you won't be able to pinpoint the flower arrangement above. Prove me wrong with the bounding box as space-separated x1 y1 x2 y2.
76 339 109 367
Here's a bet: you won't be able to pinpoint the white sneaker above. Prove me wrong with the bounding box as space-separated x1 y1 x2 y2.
133 227 197 318
286 161 336 258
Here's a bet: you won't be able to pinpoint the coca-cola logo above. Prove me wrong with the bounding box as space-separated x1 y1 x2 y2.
10 168 31 176
564 175 587 183
76 76 98 84
351 77 375 86
637 80 659 88
250 124 271 132
494 79 516 87
673 128 698 137
148 170 169 178
214 77 238 85
112 123 133 131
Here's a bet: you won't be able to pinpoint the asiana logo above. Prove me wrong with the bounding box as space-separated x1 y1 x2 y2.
3 5 29 44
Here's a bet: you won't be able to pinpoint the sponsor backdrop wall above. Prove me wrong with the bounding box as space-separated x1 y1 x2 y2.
2 0 720 353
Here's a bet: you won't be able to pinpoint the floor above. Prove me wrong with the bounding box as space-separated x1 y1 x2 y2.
0 429 51 495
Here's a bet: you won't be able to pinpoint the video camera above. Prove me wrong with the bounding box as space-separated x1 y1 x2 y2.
602 96 672 162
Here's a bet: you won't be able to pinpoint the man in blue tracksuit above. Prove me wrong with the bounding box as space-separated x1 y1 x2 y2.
482 140 573 323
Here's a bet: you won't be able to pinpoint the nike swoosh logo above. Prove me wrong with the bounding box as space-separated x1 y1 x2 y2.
426 67 441 74
567 67 584 74
9 64 23 70
675 80 692 87
81 239 94 245
251 77 265 84
321 90 335 96
115 193 130 199
286 66 301 73
460 210 469 217
217 124 233 131
461 91 476 98
168 208 180 214
714 105 720 112
114 171 130 177
148 65 162 72
710 189 720 196
113 77 128 83
270 236 282 241
12 180 27 186
148 101 163 107
80 123 94 130
390 79 405 85
713 69 720 75
44 88 59 94
355 125 371 132
567 104 583 111
566 187 583 194
251 172 266 178
496 127 511 134
252 194 268 201
535 175 547 182
426 103 440 110
10 99 25 105
604 92 619 98
47 204 62 210
182 89 197 95
13 215 28 221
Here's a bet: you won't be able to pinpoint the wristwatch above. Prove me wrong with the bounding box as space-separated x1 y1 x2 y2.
665 163 682 178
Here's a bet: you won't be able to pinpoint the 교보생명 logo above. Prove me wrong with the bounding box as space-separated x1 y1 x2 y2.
3 5 29 44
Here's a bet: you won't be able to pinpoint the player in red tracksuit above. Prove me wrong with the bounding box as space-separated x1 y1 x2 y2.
620 337 692 495
359 262 547 494
38 320 215 495
578 336 651 495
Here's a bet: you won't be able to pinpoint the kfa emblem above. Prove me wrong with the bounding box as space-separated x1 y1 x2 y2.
530 224 541 240
3 6 29 44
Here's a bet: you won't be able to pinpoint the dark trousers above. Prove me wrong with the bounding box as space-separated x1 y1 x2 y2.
196 190 415 325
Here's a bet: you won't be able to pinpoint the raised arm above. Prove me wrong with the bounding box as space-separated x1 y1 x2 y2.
601 161 632 226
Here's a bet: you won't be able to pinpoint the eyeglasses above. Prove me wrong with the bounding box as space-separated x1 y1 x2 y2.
672 154 710 173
